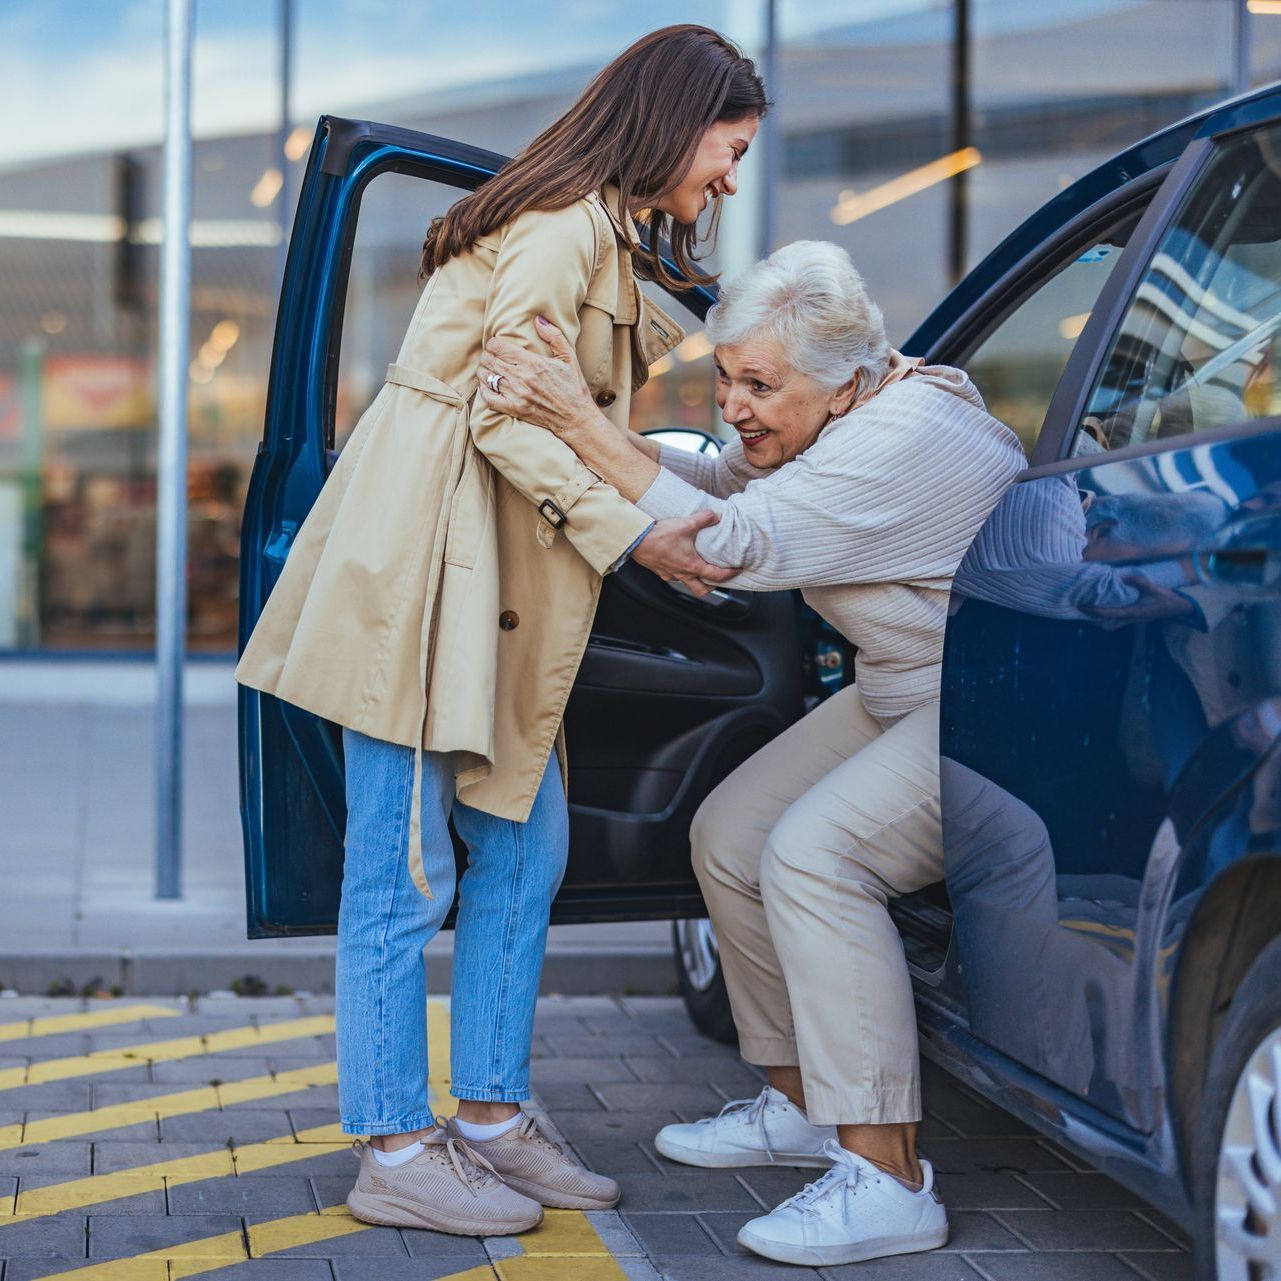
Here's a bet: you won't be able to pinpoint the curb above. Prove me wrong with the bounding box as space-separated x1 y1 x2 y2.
0 947 678 998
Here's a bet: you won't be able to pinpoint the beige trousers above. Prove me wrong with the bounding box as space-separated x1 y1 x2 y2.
692 684 941 1126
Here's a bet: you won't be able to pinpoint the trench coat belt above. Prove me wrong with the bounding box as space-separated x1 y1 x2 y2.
385 363 467 407
384 362 470 901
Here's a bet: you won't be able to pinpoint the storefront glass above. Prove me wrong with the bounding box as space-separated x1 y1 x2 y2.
0 0 1266 654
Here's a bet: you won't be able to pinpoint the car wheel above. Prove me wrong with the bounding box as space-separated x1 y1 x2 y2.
672 919 737 1045
1195 934 1281 1279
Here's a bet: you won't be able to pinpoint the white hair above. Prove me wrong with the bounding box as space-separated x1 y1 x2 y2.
705 241 891 396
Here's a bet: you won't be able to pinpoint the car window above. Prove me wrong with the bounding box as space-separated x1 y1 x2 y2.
1073 123 1281 456
959 218 1137 457
335 175 722 452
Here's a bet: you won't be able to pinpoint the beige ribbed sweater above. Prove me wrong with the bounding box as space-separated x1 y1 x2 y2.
639 365 1026 720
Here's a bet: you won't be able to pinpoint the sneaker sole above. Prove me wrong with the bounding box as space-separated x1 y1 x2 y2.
346 1189 543 1236
654 1132 832 1169
737 1222 949 1266
498 1174 621 1210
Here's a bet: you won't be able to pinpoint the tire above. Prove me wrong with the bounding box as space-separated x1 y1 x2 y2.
672 919 737 1045
1194 933 1281 1279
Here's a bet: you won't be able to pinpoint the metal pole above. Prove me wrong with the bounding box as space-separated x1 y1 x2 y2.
948 0 972 287
1232 0 1249 96
155 0 192 900
276 0 293 284
759 0 779 259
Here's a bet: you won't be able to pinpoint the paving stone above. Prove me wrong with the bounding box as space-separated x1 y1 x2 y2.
27 1111 159 1143
823 1255 987 1278
0 1213 88 1255
93 1081 204 1105
0 1143 92 1175
558 1034 675 1058
1119 1251 1195 1281
92 1142 235 1173
1018 1171 1149 1210
311 1176 359 1209
334 1260 491 1280
974 1255 1155 1280
595 1084 727 1113
233 1149 351 1181
187 1263 338 1281
942 1210 1032 1252
732 1166 819 1209
0 1174 11 1213
151 1056 276 1084
615 1172 760 1212
550 1109 683 1144
88 1211 243 1257
529 1057 637 1084
569 1140 662 1174
18 1170 166 1213
528 1081 603 1110
994 1209 1180 1252
584 1209 647 1257
644 1258 821 1279
167 1175 316 1214
932 1169 1055 1210
621 1211 721 1256
397 1229 503 1260
244 1214 407 1256
5 1082 95 1110
288 1108 343 1135
924 1088 1037 1139
919 1137 1075 1176
162 1108 300 1143
622 1056 761 1087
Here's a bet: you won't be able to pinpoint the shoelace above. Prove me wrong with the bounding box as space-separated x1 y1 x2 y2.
779 1142 871 1227
514 1112 566 1155
425 1128 501 1193
698 1088 777 1162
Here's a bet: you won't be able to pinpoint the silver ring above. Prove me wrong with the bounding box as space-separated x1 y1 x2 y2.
485 372 503 394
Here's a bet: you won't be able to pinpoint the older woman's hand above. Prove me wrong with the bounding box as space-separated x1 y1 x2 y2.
478 316 600 437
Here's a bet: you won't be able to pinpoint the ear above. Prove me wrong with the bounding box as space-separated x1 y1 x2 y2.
828 375 860 419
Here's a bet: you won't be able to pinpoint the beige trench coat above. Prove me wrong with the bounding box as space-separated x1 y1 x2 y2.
236 187 684 882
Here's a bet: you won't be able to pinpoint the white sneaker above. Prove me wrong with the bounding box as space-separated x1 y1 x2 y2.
654 1086 836 1169
736 1139 948 1266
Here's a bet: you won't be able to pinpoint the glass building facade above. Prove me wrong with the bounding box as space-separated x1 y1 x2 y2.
0 0 1267 652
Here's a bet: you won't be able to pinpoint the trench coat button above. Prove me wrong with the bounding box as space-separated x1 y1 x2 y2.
595 389 617 408
499 610 519 631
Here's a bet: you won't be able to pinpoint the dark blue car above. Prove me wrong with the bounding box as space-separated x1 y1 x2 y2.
240 87 1281 1277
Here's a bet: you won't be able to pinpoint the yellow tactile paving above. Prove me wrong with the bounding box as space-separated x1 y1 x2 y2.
0 1004 181 1044
6 997 631 1280
0 1061 338 1149
0 1014 335 1091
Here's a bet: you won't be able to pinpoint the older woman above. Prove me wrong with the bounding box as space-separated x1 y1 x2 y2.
478 241 1025 1267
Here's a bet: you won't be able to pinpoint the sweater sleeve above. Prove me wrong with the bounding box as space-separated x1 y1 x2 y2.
657 438 770 499
468 203 651 576
640 389 1026 591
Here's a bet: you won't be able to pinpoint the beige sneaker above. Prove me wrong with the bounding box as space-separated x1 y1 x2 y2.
345 1126 543 1235
450 1113 621 1210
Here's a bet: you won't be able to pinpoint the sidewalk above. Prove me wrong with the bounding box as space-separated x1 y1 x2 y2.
0 662 672 996
0 993 1191 1280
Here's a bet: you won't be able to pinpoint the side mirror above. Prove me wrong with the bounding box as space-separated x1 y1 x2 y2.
642 427 722 457
1194 514 1281 596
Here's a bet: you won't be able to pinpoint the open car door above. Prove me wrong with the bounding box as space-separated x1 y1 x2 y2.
238 116 805 937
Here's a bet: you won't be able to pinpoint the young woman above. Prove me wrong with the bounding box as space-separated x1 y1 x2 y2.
235 25 765 1237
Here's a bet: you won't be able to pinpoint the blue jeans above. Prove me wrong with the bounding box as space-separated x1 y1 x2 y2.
336 730 569 1135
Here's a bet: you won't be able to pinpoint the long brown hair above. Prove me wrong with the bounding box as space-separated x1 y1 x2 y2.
419 25 768 290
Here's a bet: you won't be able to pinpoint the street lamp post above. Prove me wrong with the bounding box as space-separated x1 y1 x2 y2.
155 0 193 900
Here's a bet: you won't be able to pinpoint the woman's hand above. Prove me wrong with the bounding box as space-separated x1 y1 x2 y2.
633 510 738 597
478 316 599 437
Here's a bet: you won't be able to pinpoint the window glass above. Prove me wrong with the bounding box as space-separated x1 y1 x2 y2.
960 216 1137 455
337 179 722 453
1075 123 1281 455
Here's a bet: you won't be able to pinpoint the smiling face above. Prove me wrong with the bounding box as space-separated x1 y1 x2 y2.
714 336 855 470
652 116 760 225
